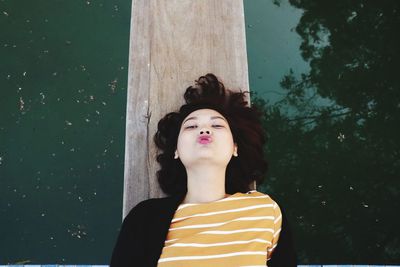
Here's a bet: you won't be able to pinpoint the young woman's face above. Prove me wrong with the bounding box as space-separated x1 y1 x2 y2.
176 109 237 168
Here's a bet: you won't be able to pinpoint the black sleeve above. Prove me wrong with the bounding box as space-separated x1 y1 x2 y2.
110 201 147 267
268 208 297 267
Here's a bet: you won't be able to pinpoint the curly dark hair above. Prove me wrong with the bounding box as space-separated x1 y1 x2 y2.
153 73 268 197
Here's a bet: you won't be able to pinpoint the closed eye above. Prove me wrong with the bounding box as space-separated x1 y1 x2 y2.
184 124 224 129
185 125 197 129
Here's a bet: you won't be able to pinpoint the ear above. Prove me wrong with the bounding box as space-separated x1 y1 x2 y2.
233 143 238 157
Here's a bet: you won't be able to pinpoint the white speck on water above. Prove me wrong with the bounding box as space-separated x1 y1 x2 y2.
70 148 75 152
65 120 72 126
0 156 3 165
347 11 357 23
362 203 369 208
78 196 83 202
41 213 46 217
102 101 107 106
19 97 25 111
95 110 100 115
337 132 345 142
23 71 27 76
52 72 57 76
349 186 354 190
69 224 88 239
40 92 46 104
6 74 11 79
89 95 95 101
51 153 56 157
3 11 9 16
109 78 118 92
97 164 101 169
114 5 119 11
76 99 80 103
85 118 90 122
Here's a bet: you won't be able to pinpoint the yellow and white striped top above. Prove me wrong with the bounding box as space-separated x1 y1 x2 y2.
157 190 282 267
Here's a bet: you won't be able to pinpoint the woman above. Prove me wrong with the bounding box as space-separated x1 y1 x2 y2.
110 74 297 266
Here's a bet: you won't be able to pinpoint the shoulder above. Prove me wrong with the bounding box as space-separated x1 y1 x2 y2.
123 195 184 222
244 190 282 209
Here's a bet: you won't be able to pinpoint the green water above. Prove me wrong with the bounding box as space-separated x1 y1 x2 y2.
0 0 130 263
246 0 400 263
1 0 399 264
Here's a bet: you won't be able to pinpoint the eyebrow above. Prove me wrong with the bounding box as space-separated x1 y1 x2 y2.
182 116 227 124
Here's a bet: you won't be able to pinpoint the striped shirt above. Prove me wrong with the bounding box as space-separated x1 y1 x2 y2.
157 190 282 266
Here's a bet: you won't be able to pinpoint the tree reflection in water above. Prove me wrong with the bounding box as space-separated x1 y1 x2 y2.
255 0 400 263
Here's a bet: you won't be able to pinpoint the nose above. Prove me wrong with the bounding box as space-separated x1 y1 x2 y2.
199 129 211 135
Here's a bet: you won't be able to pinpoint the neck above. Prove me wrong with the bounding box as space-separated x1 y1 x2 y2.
183 165 227 204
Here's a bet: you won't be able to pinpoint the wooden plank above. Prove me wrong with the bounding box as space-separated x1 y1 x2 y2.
123 0 250 218
123 0 152 218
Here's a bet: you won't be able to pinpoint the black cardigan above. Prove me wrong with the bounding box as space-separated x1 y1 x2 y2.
110 194 297 266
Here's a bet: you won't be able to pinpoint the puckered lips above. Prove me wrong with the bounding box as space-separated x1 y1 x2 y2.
197 135 212 144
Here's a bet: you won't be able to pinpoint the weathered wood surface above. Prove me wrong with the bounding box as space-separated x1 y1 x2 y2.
123 0 250 218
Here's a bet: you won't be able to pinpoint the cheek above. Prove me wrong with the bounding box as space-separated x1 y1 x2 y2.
177 132 190 150
222 131 235 144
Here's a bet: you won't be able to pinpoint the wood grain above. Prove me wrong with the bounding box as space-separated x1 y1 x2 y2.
123 0 250 218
